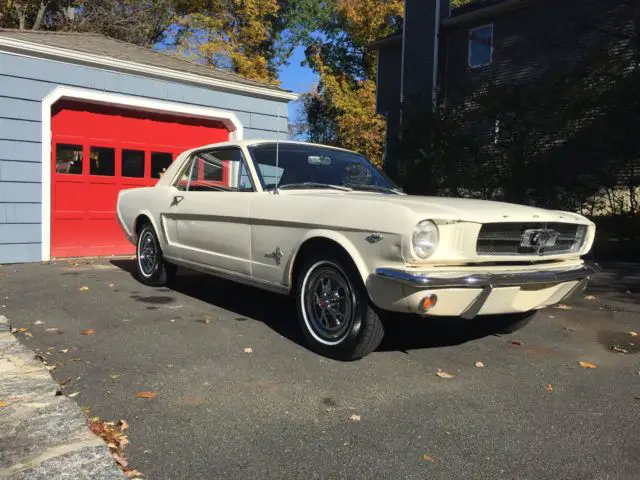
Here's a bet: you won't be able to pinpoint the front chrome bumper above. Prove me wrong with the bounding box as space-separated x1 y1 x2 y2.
374 262 599 319
374 263 597 288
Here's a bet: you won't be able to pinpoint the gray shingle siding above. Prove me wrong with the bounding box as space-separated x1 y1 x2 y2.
0 50 290 264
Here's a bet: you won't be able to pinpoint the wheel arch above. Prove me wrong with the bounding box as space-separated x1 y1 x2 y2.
286 231 370 294
133 211 161 243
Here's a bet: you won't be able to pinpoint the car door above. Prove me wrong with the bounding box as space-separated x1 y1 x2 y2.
165 147 257 276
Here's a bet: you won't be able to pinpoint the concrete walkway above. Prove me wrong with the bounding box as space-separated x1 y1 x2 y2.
0 316 123 479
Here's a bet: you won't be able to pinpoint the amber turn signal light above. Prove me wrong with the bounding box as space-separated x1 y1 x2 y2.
419 294 438 312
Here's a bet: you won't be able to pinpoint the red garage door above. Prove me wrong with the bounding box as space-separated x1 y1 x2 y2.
51 100 229 258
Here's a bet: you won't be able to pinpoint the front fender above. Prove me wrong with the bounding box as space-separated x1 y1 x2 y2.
284 229 389 290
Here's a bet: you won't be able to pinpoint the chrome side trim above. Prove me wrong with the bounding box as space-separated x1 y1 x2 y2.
374 263 597 289
164 256 289 295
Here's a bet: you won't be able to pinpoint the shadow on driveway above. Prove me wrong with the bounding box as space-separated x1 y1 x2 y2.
110 259 495 355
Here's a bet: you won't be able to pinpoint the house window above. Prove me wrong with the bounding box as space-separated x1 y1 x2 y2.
468 24 493 68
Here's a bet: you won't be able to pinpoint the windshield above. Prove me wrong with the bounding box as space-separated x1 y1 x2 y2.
247 143 401 193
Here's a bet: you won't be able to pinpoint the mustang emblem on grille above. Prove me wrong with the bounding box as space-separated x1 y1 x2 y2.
521 228 559 253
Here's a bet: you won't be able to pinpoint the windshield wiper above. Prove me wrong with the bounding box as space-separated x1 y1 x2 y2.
350 184 403 194
275 182 353 192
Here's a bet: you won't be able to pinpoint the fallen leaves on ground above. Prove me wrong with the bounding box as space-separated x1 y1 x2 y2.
554 304 572 310
423 454 435 462
80 329 96 335
110 374 121 379
79 286 90 291
584 295 596 300
59 349 69 353
635 394 640 400
25 332 33 338
87 415 142 477
475 361 485 368
628 331 638 337
34 320 44 325
135 391 157 399
68 392 80 397
435 369 454 379
578 361 597 369
45 327 62 334
243 347 253 353
348 414 361 422
612 345 628 354
545 384 553 392
18 327 28 332
510 340 522 346
108 283 115 288
0 401 7 407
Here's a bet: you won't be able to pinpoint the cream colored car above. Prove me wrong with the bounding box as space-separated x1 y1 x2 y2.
116 140 596 360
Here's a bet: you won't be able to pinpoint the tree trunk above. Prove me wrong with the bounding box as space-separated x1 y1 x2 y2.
32 1 47 30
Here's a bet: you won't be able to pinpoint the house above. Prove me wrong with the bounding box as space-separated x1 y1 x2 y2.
371 0 628 177
0 29 297 264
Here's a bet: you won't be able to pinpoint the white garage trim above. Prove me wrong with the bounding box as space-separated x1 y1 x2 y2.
41 85 244 261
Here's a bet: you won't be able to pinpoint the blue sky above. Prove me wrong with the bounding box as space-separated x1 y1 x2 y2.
277 45 318 123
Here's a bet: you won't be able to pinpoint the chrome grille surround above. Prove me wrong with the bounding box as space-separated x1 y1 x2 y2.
476 222 587 256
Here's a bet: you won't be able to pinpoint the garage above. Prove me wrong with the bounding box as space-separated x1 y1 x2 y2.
0 29 296 264
51 100 229 258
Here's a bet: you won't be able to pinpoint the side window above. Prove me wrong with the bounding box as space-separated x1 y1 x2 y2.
468 24 493 68
187 148 254 192
174 157 195 191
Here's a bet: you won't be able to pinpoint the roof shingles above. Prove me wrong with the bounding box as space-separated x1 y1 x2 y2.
0 28 289 93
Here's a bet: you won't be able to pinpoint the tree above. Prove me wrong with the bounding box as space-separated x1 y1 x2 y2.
0 0 77 30
72 0 175 47
169 0 281 83
296 0 403 166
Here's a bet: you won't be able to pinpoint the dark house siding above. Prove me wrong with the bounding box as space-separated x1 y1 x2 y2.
375 42 402 115
442 0 626 105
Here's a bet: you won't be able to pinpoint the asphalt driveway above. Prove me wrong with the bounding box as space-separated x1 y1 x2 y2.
1 259 639 479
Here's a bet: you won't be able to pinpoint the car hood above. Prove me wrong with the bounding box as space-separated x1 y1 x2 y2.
281 191 593 225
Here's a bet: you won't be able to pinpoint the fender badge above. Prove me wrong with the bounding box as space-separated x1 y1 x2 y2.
265 247 283 265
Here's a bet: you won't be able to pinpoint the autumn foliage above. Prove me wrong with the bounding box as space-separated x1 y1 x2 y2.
299 0 404 166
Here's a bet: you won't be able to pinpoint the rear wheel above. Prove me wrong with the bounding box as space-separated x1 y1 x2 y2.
296 253 384 360
135 223 176 287
480 310 538 334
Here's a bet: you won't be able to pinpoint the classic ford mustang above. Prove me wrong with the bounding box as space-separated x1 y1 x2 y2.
116 140 596 359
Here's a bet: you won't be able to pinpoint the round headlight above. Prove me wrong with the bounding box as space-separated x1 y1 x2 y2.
413 220 439 259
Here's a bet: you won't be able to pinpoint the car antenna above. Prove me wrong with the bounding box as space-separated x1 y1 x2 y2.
274 105 280 195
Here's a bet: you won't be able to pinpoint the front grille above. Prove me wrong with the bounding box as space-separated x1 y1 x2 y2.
476 222 586 256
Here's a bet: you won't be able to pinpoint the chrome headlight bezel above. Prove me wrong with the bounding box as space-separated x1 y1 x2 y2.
412 220 440 259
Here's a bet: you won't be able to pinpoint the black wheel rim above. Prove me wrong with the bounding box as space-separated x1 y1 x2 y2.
137 230 158 277
302 263 355 345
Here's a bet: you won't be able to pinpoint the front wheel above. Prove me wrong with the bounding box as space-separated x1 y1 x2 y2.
296 254 384 360
135 224 177 287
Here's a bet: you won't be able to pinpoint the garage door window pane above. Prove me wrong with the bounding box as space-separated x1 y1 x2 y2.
90 146 115 176
56 144 83 174
151 152 173 178
122 149 145 178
